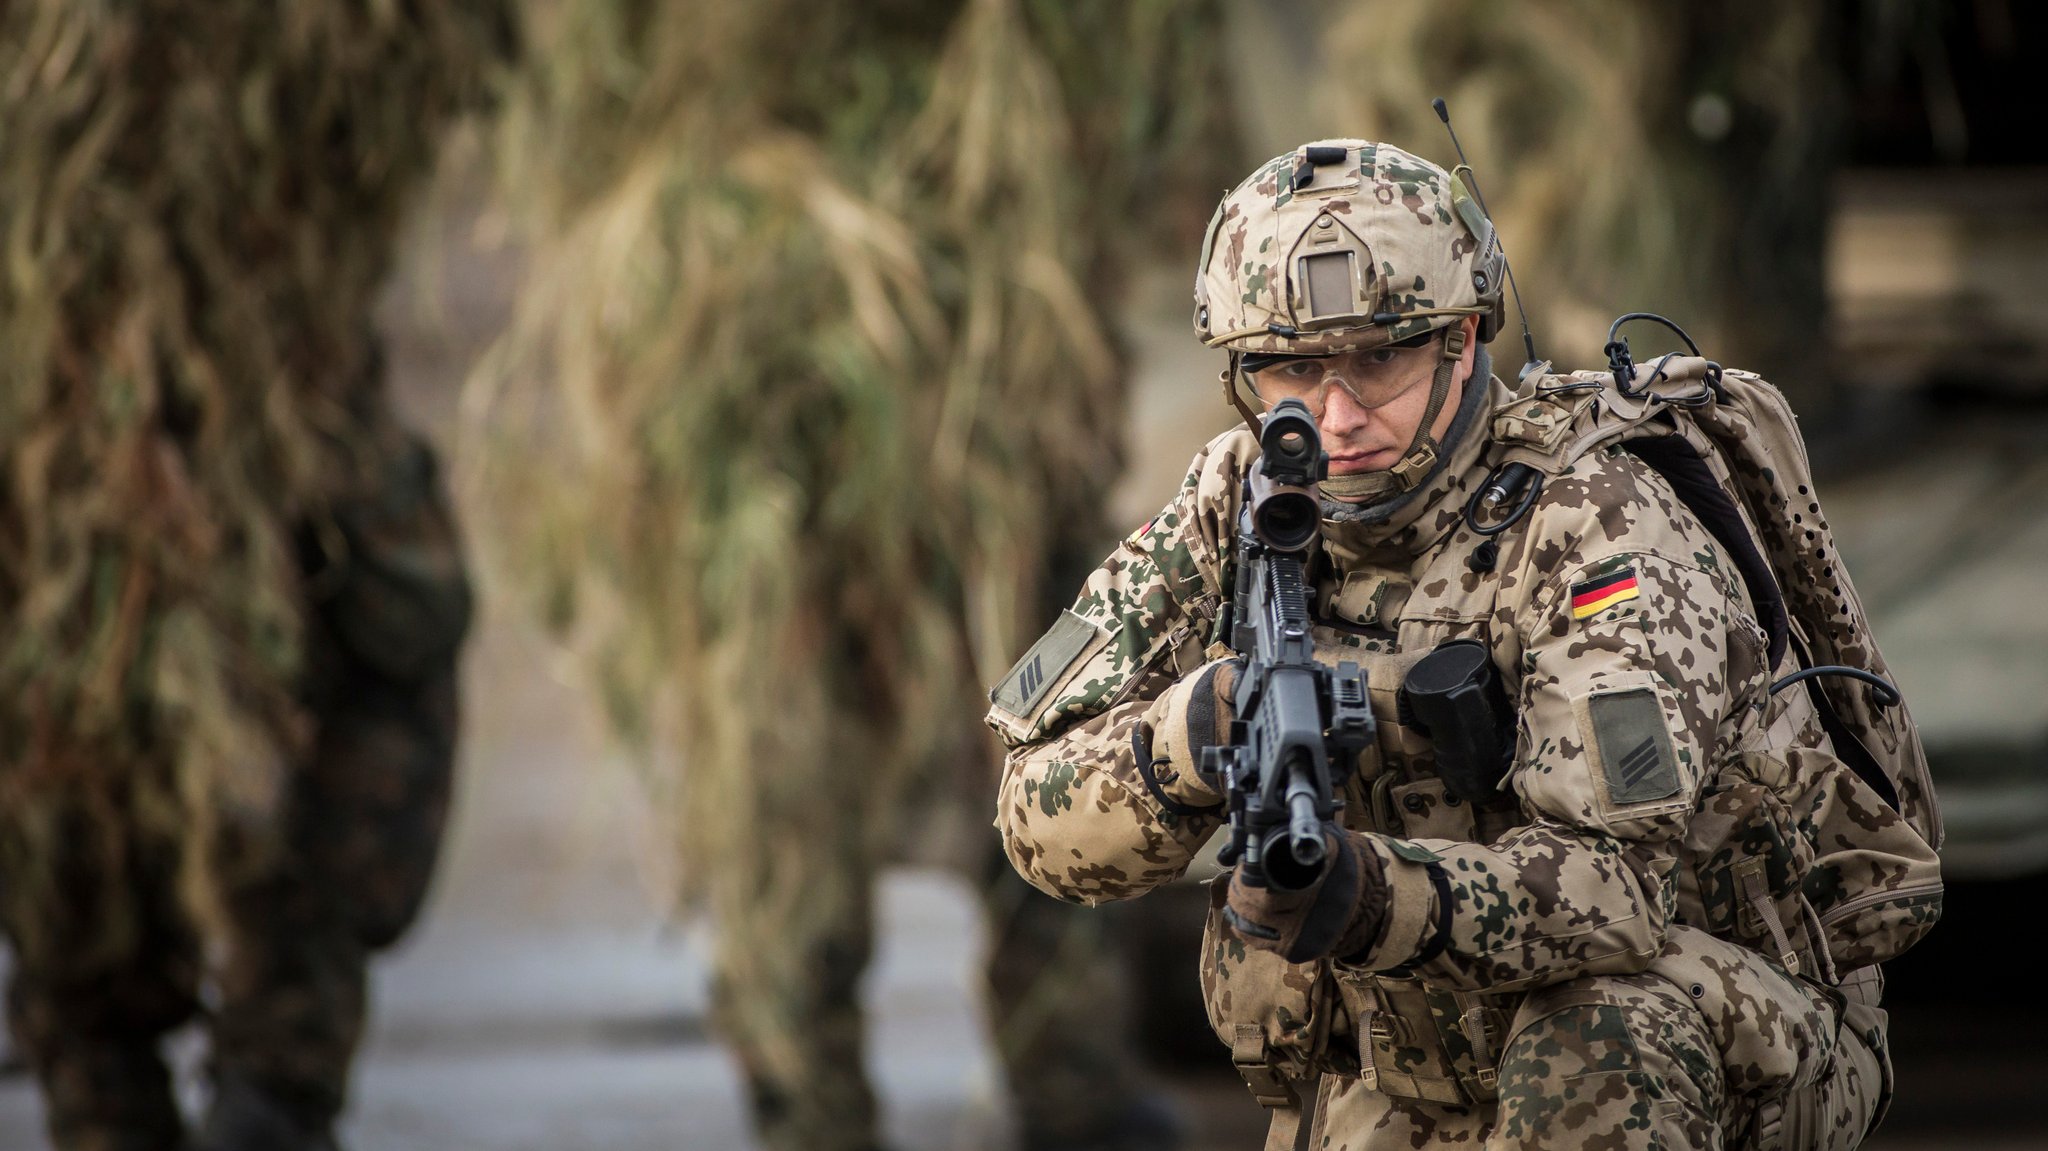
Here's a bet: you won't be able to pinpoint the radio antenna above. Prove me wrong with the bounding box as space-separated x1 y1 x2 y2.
1433 97 1542 379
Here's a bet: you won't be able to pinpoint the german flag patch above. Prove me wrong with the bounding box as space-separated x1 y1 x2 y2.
1571 568 1641 620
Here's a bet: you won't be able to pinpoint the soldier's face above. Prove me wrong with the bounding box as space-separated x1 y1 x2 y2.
1311 316 1478 496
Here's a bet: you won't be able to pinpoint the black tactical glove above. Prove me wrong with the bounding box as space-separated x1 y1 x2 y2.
1224 829 1390 964
1137 657 1242 811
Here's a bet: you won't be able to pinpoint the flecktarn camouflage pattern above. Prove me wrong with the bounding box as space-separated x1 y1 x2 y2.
991 349 1937 1147
1193 140 1503 357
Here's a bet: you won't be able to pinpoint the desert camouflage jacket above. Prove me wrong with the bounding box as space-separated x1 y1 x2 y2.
989 370 1794 995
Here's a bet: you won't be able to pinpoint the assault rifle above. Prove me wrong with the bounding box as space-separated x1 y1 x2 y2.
1205 399 1374 891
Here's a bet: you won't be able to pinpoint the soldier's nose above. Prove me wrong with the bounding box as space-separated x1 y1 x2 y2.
1318 383 1372 436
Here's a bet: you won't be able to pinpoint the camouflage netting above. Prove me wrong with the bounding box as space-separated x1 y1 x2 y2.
467 0 1232 923
1316 0 1845 393
0 0 511 958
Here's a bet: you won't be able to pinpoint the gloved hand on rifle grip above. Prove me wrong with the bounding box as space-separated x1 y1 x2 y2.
1224 828 1390 965
1140 656 1244 808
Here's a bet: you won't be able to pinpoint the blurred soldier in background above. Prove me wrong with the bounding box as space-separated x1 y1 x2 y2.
467 1 1235 1148
0 3 507 1149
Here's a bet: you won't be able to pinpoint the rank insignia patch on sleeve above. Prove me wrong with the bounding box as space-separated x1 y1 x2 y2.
1570 567 1641 620
990 609 1102 717
1587 685 1680 804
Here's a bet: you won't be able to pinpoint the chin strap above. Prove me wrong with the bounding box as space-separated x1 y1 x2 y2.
1318 323 1467 502
1223 350 1264 430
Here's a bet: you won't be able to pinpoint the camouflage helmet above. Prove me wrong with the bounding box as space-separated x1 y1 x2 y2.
1193 139 1508 498
1193 139 1504 359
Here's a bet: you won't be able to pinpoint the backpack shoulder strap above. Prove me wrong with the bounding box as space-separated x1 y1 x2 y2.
1615 434 1790 673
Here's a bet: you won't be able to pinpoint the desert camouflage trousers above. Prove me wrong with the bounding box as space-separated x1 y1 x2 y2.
1 434 470 1151
709 834 1163 1151
1301 927 1892 1151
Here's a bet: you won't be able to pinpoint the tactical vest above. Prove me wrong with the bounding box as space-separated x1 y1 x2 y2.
1198 502 1530 1114
1199 362 1942 1120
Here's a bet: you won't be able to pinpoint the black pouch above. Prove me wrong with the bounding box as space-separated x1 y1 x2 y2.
306 434 473 683
1400 639 1513 803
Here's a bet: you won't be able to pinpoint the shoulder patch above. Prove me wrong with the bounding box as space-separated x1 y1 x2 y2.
1125 515 1157 548
990 610 1102 717
1570 567 1640 621
1587 686 1680 805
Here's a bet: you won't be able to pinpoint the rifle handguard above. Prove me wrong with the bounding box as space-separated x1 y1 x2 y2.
1216 398 1376 891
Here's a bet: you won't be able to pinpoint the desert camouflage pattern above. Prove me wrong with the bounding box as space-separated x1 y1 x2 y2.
1486 360 1943 974
990 363 1937 1147
1306 927 1890 1150
1193 141 1500 356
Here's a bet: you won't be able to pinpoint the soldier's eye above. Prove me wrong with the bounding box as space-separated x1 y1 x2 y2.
1279 361 1324 379
1367 349 1399 366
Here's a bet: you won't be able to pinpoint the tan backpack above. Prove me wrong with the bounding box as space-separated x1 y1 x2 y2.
1491 349 1943 974
1196 344 1943 1141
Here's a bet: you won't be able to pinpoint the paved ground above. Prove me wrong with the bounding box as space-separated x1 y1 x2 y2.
7 667 2043 1151
0 605 1022 1151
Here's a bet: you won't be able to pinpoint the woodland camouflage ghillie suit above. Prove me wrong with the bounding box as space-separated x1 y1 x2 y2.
0 3 506 1148
466 1 1233 1148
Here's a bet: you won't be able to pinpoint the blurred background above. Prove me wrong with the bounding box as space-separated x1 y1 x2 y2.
3 1 2045 1149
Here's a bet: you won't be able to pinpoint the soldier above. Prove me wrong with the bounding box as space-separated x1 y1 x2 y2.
0 3 499 1148
0 424 472 1151
990 140 1943 1149
468 4 1235 1149
197 425 474 1151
